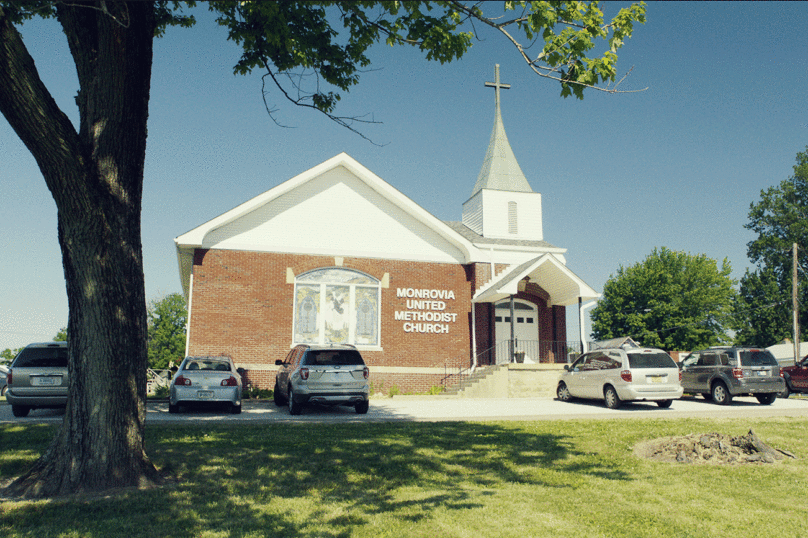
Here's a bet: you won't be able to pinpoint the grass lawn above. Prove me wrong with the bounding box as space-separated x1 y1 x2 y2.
1 416 807 538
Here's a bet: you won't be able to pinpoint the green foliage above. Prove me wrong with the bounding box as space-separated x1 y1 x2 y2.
52 327 67 342
591 247 736 350
147 293 187 370
243 387 274 400
734 147 808 346
0 347 21 364
206 0 646 124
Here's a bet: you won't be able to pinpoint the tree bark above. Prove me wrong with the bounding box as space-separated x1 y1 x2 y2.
0 2 162 498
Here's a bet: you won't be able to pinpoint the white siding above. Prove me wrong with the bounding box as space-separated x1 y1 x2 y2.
480 190 543 240
202 166 466 263
461 191 483 234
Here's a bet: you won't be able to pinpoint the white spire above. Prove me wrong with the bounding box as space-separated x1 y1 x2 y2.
471 64 533 197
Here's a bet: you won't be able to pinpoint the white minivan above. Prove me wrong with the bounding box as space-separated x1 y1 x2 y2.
557 344 683 409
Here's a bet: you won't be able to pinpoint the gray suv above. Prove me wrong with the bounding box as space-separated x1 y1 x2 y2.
679 347 784 405
274 344 370 415
5 342 68 417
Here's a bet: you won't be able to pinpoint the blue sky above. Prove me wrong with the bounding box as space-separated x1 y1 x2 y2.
2 2 807 351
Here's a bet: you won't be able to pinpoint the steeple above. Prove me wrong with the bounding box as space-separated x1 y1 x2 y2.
470 64 533 197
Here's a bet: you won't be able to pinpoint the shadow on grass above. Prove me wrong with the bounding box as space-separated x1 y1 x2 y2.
0 421 632 537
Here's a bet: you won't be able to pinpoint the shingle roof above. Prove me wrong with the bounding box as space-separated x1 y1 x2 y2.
443 221 558 249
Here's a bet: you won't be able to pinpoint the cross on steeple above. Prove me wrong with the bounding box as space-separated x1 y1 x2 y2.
485 64 510 110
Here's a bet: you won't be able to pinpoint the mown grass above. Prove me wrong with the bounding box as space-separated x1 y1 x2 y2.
1 417 807 538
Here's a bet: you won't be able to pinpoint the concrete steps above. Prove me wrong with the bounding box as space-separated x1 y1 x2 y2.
441 364 565 398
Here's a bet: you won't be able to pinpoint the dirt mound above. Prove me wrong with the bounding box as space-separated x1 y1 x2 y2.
634 429 796 465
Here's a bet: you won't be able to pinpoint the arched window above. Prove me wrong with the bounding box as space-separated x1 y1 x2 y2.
294 268 380 346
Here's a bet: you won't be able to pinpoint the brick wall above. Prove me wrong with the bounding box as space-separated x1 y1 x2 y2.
188 249 476 392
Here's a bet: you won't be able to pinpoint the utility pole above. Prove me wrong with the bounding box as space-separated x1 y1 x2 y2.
794 243 800 364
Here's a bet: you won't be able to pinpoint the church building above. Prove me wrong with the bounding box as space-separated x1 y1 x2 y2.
174 66 599 393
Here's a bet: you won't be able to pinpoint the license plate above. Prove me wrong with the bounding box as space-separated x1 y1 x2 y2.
757 371 767 377
197 390 214 399
647 376 666 384
33 377 58 386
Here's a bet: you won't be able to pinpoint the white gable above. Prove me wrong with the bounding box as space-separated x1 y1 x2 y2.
175 154 478 295
202 164 467 262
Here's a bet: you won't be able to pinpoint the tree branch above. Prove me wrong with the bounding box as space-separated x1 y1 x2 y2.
0 5 84 204
260 66 386 147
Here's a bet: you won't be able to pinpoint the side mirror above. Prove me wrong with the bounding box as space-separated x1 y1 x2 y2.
564 364 571 371
236 367 246 376
275 359 284 366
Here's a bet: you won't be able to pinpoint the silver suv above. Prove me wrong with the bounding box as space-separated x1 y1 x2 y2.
679 347 784 405
274 344 370 415
5 342 68 417
557 344 683 409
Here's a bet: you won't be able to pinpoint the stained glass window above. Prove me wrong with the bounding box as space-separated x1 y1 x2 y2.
293 268 380 346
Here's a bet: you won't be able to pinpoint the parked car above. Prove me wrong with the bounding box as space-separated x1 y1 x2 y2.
679 347 784 405
778 353 808 398
556 345 682 409
169 355 243 414
1 364 9 397
274 344 370 415
5 342 68 417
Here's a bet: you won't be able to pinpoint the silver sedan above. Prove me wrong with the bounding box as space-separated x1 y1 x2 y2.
169 356 243 414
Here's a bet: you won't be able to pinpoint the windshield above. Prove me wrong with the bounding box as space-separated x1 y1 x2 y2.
627 352 677 369
304 350 365 366
12 347 68 368
738 350 778 367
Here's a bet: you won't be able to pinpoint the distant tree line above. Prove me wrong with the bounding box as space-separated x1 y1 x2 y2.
592 146 808 350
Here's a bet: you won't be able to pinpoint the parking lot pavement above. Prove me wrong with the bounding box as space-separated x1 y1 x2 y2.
3 395 808 424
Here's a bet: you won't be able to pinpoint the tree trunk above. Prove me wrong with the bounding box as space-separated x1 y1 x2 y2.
0 2 162 498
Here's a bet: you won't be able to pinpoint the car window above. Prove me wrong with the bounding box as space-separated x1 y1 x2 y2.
304 350 365 366
588 352 620 370
12 347 68 368
627 352 677 369
738 350 779 367
682 353 699 367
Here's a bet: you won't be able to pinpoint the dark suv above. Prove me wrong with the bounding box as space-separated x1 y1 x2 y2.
5 342 69 417
780 353 808 398
679 347 784 405
274 344 370 415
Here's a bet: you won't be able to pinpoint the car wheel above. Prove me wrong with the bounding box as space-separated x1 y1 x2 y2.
230 403 242 414
604 386 621 409
11 405 30 418
273 381 287 406
288 386 302 415
168 403 179 414
711 382 732 405
355 401 369 414
557 382 572 402
756 393 777 405
701 393 712 401
780 384 791 399
656 399 673 408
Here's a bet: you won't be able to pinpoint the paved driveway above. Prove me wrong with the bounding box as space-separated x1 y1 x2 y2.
3 395 808 425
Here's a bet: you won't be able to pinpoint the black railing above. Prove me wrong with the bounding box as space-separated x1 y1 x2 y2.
475 340 585 365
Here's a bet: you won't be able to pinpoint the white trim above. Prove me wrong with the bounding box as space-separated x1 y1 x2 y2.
474 253 600 306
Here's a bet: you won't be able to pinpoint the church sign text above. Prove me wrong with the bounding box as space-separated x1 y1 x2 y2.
395 288 458 334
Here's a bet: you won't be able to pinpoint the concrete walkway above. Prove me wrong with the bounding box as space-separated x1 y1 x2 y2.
5 395 808 425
